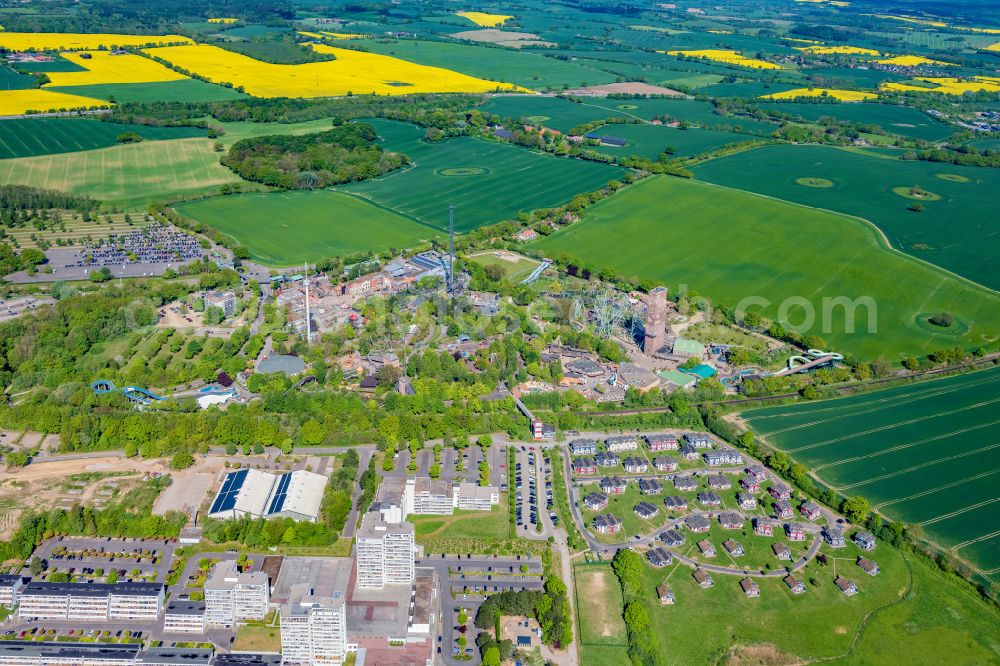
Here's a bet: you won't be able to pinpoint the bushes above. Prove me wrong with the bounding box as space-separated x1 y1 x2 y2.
611 550 664 665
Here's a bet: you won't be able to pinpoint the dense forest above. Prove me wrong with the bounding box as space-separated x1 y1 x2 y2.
222 122 408 189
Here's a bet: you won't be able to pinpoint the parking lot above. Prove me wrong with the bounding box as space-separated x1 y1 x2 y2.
383 443 507 487
415 554 544 665
29 536 176 584
513 445 558 538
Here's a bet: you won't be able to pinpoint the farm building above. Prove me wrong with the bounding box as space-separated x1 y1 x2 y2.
208 468 328 522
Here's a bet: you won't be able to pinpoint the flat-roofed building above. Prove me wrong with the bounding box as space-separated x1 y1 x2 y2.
204 561 269 627
208 469 328 523
454 482 500 511
162 600 205 635
279 557 352 666
213 654 281 666
0 641 140 666
0 575 27 607
17 582 163 623
356 513 415 590
139 648 213 666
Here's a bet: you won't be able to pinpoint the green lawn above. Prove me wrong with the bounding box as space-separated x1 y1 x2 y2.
574 564 627 646
338 119 624 233
0 137 240 207
0 117 205 159
627 539 999 664
468 251 542 282
175 190 441 265
232 623 280 652
742 366 1000 585
531 175 1000 360
50 79 249 104
408 494 510 541
693 144 1000 289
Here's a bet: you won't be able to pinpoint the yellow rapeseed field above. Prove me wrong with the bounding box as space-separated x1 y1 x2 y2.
957 26 1000 34
143 43 525 97
0 32 192 51
663 49 781 69
298 31 367 40
796 45 880 55
875 55 953 67
0 89 109 115
43 51 187 86
207 18 239 24
455 11 514 27
883 77 1000 95
761 87 877 101
866 14 948 27
988 42 1000 52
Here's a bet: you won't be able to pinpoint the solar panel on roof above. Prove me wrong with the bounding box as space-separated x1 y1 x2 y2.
266 473 292 515
209 469 248 514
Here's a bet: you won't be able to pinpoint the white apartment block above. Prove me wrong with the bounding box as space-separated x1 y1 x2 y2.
0 642 140 666
454 482 500 511
162 600 206 635
280 587 349 666
373 478 499 523
356 513 415 590
203 561 269 627
17 582 163 623
0 575 27 607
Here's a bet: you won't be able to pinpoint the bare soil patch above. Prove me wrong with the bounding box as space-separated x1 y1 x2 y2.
565 82 685 96
451 28 555 48
725 643 805 666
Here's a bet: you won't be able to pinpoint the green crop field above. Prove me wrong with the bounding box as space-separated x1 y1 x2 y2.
628 540 998 664
50 79 249 104
754 102 956 141
0 137 240 206
175 190 440 265
803 67 907 89
531 176 1000 359
587 123 756 160
0 117 205 159
468 251 542 282
357 38 619 90
700 81 801 97
338 119 624 232
0 65 34 90
481 96 779 134
742 366 1000 583
692 144 1000 289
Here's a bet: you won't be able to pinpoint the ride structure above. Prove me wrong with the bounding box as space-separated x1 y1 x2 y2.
90 380 168 405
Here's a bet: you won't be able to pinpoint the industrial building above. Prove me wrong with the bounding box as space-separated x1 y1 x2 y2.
16 582 163 623
204 561 269 627
355 513 415 590
208 468 328 522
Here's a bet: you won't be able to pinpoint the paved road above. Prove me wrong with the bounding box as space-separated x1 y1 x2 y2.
343 447 374 538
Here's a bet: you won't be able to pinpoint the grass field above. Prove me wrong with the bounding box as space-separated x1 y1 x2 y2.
232 623 280 652
468 251 542 282
573 565 627 647
408 493 510 541
0 117 205 159
754 102 955 141
692 144 1000 289
587 123 756 160
742 366 1000 583
50 79 249 104
338 119 624 232
0 137 239 206
175 190 439 265
531 176 1000 359
614 538 999 664
357 38 618 90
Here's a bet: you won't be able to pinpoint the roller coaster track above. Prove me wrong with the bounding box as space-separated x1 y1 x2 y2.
90 380 167 405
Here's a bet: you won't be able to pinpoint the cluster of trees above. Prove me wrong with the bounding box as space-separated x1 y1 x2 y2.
223 123 407 189
0 477 185 563
914 145 1000 168
201 513 337 548
319 448 360 533
0 185 96 214
216 34 335 65
611 550 663 666
473 577 573 651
